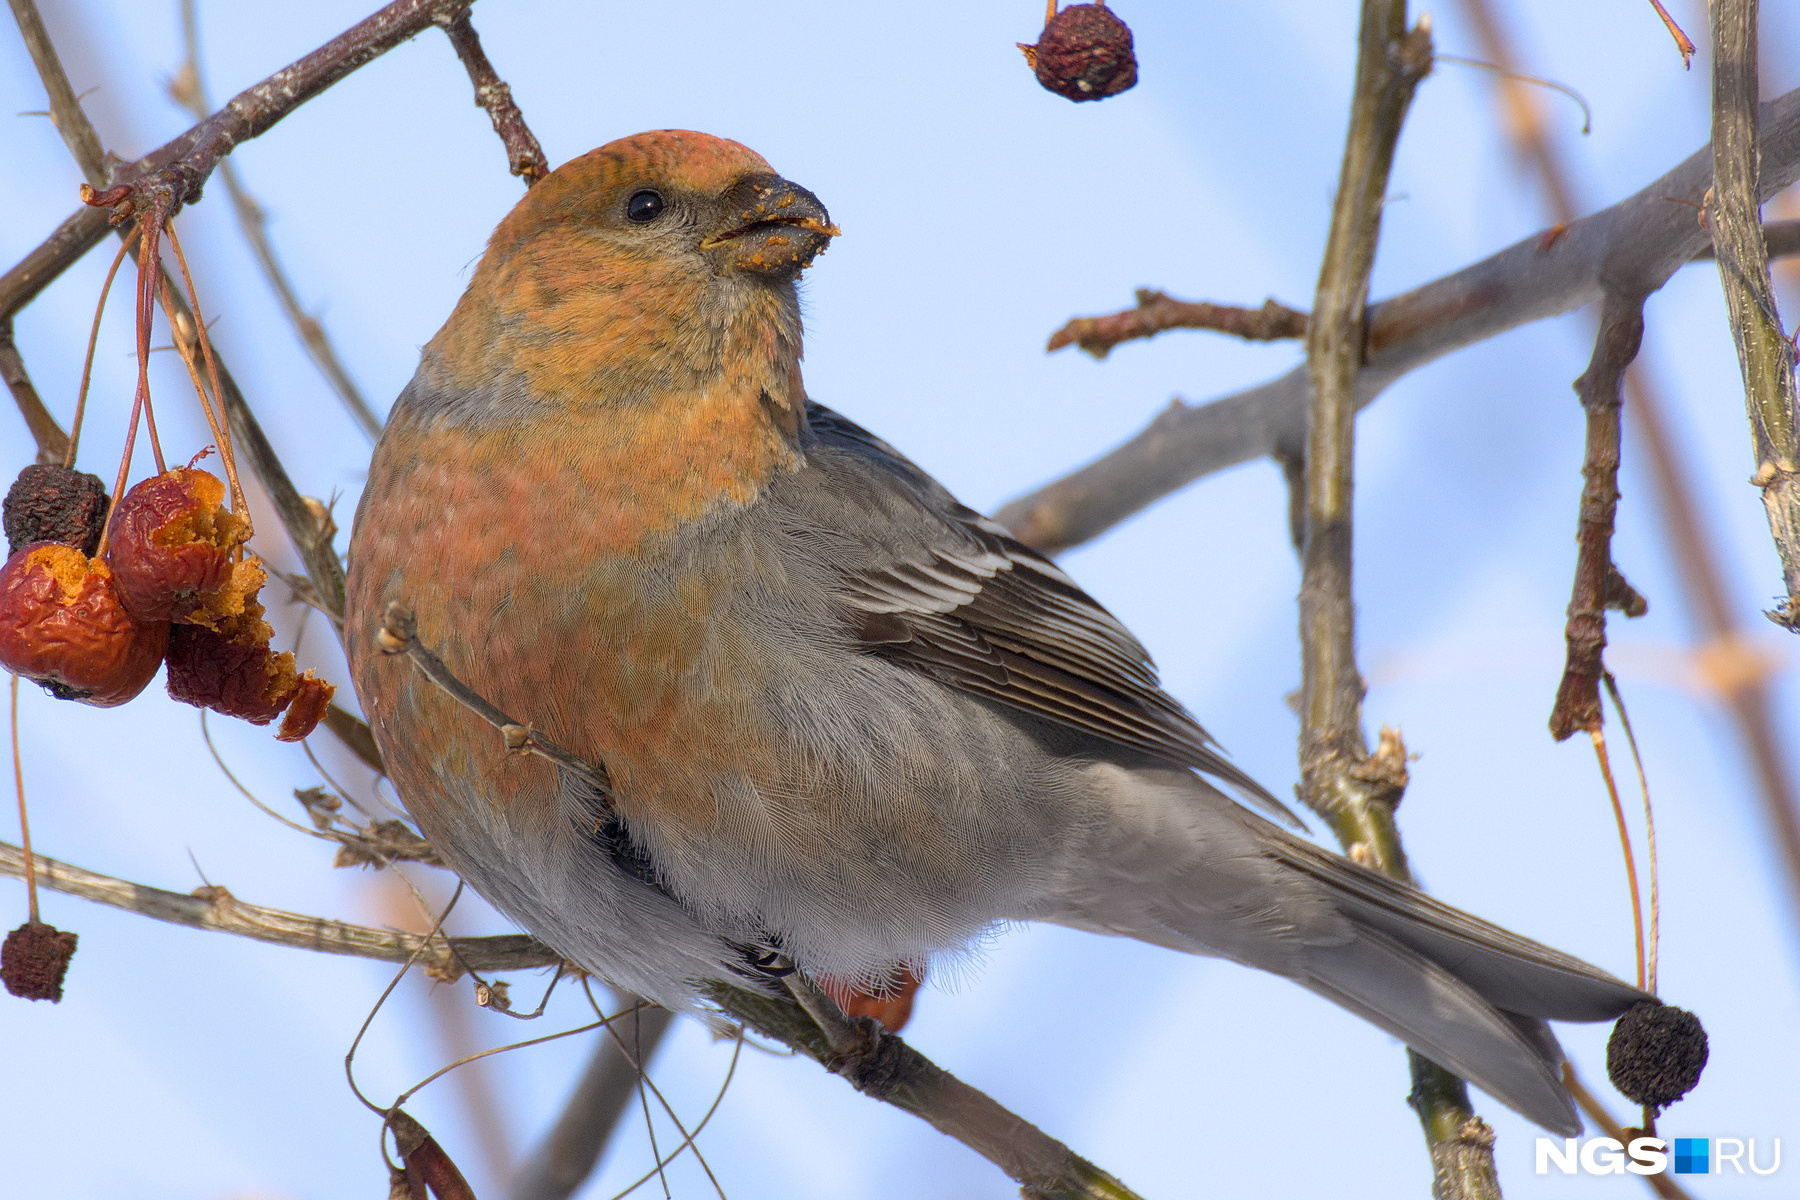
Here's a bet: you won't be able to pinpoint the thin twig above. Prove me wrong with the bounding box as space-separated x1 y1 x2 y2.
441 13 549 186
1296 4 1494 1194
1047 291 1307 359
1549 291 1649 740
511 1001 678 1200
1645 0 1696 70
1603 673 1661 996
0 320 64 465
1708 0 1800 632
171 0 385 442
5 0 109 187
376 602 612 798
0 837 560 974
994 88 1800 552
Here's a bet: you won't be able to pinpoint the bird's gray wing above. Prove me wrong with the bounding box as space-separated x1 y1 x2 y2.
788 401 1298 826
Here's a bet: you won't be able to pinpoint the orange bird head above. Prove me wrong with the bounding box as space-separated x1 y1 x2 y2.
424 129 839 408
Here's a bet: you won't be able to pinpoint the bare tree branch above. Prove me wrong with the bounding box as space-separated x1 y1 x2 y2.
0 0 483 326
996 87 1800 554
1047 291 1307 359
711 982 1143 1200
5 0 107 185
1549 292 1650 741
1455 0 1800 972
0 838 561 974
442 13 549 186
171 0 386 442
1291 4 1496 1194
1708 0 1800 631
0 320 65 465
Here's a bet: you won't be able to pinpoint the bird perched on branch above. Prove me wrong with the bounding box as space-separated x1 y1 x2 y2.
346 129 1650 1134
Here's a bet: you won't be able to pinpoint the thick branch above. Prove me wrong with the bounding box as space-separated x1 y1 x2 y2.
1549 292 1649 741
996 88 1800 554
1047 291 1307 359
442 13 549 186
1708 0 1800 631
0 839 560 975
710 983 1142 1200
1296 7 1497 1194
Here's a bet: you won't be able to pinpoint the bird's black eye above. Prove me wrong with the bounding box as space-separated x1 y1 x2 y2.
625 190 665 223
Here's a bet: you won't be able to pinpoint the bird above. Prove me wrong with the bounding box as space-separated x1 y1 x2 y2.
345 129 1650 1136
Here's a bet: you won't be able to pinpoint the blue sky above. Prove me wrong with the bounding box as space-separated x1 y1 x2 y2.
1 1 1797 1197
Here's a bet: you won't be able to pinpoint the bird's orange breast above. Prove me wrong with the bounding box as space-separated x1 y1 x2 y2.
348 386 799 838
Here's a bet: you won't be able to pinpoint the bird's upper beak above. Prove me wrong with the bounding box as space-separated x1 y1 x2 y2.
702 174 839 280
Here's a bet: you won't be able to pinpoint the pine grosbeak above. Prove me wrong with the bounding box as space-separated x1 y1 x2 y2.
346 130 1649 1133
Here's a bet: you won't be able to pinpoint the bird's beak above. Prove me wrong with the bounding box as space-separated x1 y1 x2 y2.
702 174 839 280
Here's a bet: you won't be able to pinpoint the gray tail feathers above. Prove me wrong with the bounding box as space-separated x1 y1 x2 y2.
1269 830 1653 1135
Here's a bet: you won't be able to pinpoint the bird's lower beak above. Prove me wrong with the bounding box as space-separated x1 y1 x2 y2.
703 174 839 280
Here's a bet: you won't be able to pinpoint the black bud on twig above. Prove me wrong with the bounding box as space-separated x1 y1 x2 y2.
1019 3 1138 103
4 464 109 556
1607 1001 1708 1109
2 920 79 1002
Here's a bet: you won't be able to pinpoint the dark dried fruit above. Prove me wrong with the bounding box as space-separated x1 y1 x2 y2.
1020 3 1138 102
106 467 264 627
165 599 300 724
4 464 109 555
2 920 78 1002
0 542 169 706
276 673 336 742
1607 1001 1708 1109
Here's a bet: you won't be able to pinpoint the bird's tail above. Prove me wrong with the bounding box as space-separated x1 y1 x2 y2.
1055 767 1653 1135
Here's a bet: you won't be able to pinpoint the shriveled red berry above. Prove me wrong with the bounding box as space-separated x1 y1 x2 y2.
275 672 336 742
0 542 169 706
4 464 109 556
2 920 78 1002
1019 3 1138 102
106 467 263 627
165 599 301 724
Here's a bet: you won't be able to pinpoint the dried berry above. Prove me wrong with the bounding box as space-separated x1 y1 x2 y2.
822 964 924 1033
1607 1001 1708 1110
276 672 336 742
0 543 169 706
1019 3 1138 102
4 464 109 556
2 920 78 1002
106 467 264 627
165 599 299 723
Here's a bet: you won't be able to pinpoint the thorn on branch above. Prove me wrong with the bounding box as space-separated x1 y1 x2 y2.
1047 291 1308 359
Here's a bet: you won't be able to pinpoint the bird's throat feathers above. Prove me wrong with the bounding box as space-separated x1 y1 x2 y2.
407 220 809 522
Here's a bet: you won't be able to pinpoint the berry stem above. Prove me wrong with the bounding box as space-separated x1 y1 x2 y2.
1589 726 1648 992
163 221 248 522
130 217 167 476
10 675 38 924
66 226 142 471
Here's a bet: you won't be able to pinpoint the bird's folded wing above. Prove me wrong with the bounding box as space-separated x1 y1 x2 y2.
793 401 1297 827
